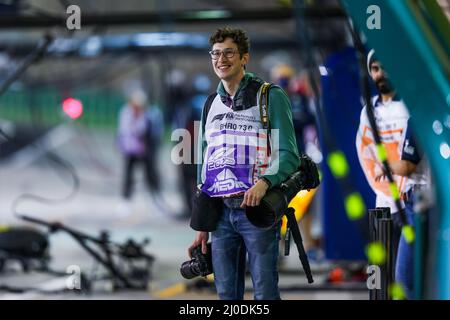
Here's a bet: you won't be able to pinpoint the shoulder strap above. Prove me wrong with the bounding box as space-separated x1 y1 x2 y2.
258 82 272 130
202 92 218 125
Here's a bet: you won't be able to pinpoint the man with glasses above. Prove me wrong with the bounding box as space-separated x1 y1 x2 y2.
188 27 299 300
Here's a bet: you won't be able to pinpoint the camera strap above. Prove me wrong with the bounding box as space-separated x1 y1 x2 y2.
258 82 272 155
258 82 271 130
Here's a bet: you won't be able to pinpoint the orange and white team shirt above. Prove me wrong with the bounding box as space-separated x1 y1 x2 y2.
356 96 410 214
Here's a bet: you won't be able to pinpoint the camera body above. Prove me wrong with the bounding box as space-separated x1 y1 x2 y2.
280 154 320 198
180 243 213 279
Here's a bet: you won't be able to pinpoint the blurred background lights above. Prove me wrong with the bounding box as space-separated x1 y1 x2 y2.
62 98 83 120
444 115 450 129
432 120 443 135
440 142 450 159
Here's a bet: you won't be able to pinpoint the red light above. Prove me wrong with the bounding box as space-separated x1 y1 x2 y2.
62 98 83 119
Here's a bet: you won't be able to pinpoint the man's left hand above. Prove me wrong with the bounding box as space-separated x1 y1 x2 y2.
240 179 270 208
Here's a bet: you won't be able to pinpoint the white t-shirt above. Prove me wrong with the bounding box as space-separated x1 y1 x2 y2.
356 96 427 213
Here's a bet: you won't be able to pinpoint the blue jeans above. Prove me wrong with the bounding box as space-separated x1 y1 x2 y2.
211 207 281 300
393 192 415 299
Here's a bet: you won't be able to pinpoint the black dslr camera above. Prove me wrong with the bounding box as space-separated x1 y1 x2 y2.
180 243 213 279
279 154 320 197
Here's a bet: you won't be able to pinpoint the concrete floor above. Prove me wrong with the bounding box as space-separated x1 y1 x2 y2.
0 124 368 300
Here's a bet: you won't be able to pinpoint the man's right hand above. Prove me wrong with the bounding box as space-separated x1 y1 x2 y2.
188 231 209 258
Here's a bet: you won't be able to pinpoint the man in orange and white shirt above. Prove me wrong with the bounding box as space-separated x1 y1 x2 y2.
356 50 428 299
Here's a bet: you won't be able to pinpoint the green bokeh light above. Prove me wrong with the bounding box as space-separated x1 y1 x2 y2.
345 192 366 220
390 282 406 300
389 182 400 200
402 225 416 243
366 242 386 265
327 151 349 178
376 144 388 162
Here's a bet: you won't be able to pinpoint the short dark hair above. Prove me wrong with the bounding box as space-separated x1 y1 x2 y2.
209 27 250 57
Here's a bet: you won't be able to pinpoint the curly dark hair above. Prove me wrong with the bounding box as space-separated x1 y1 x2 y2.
209 27 250 57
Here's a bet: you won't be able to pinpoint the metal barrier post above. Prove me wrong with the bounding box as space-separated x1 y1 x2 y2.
369 207 392 300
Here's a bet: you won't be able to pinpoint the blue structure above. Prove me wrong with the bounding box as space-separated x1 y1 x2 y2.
320 46 375 261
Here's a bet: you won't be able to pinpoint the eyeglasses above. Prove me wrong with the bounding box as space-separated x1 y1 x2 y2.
209 48 238 60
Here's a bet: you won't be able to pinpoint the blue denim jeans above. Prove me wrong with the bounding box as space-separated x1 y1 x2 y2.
211 207 281 300
393 192 415 299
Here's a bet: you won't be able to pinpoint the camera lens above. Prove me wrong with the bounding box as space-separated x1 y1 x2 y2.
246 188 287 229
180 260 200 279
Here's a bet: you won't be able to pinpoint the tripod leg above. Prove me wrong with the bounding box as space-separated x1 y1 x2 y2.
285 208 314 284
284 225 291 256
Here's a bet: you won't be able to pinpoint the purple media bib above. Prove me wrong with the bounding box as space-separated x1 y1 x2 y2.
201 95 269 197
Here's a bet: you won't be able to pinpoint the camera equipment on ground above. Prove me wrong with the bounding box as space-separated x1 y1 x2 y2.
1 214 156 293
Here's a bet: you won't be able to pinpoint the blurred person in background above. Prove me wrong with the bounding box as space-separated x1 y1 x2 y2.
173 74 211 217
270 64 323 262
145 102 164 192
117 90 158 215
356 50 429 299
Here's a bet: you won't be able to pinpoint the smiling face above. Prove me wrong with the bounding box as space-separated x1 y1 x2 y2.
211 37 249 84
